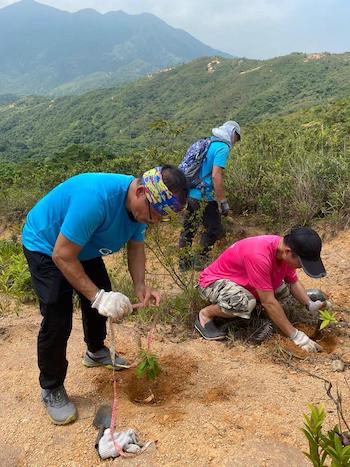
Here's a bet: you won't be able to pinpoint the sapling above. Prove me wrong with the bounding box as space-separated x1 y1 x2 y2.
136 350 161 382
319 310 338 330
135 310 161 388
302 404 350 466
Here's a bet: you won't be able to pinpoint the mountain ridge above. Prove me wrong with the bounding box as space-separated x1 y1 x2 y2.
0 0 231 96
1 51 350 161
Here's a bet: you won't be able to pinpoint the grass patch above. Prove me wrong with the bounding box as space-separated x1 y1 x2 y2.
0 239 34 312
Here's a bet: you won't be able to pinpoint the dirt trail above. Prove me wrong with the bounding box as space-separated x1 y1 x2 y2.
2 228 350 466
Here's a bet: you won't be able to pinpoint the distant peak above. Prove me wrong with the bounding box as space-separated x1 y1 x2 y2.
2 0 34 7
16 0 39 4
1 0 71 15
73 8 100 16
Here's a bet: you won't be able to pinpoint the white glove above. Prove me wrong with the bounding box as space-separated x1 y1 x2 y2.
91 289 132 320
98 428 141 459
308 300 324 313
289 329 321 352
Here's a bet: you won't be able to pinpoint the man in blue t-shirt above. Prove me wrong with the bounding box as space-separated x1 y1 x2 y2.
179 121 241 271
22 165 187 426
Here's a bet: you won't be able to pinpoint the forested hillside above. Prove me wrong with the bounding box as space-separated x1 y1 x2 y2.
0 0 230 96
0 52 349 161
1 94 350 229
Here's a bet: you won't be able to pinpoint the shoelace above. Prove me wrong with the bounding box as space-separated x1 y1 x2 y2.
49 387 66 407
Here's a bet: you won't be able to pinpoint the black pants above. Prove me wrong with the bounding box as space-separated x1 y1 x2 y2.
178 198 224 255
23 247 111 389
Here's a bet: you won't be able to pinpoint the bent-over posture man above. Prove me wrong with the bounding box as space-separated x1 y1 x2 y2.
22 166 187 425
178 120 241 271
195 227 327 351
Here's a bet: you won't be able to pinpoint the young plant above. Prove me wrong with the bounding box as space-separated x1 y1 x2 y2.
319 310 338 330
136 350 161 382
302 404 328 466
302 404 350 467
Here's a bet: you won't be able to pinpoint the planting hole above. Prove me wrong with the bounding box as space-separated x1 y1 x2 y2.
92 353 198 404
124 354 198 404
278 323 337 356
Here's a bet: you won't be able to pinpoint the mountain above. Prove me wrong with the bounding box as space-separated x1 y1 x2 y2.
1 52 350 161
0 0 231 96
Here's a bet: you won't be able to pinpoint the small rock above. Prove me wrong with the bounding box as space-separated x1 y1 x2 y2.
332 360 345 372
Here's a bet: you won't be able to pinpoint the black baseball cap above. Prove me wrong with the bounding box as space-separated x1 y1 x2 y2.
285 227 326 279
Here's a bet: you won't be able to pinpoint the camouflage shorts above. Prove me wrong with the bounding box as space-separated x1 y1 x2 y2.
197 279 257 319
199 279 315 324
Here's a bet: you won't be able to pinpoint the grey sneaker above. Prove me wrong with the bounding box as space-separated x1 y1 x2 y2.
41 385 77 425
83 346 130 370
306 288 327 302
195 317 227 340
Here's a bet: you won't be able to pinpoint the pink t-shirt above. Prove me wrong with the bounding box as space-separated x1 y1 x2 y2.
199 235 298 299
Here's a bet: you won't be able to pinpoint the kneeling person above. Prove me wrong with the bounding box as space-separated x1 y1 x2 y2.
195 228 327 352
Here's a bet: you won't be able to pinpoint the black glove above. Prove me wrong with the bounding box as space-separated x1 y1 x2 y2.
220 200 230 216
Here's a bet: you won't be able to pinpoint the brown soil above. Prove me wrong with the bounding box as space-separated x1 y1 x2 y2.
278 323 338 356
2 225 350 466
93 354 199 405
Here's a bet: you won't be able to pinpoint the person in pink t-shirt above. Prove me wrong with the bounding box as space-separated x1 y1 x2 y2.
195 227 327 351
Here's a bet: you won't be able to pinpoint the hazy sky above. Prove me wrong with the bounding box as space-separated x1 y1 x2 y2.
0 0 349 59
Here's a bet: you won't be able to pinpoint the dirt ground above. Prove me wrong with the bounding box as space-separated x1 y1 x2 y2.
2 227 350 466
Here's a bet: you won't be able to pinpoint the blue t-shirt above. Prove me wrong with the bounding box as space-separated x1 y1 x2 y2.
189 141 230 201
22 173 146 261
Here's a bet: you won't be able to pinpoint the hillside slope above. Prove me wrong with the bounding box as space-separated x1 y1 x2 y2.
0 52 350 160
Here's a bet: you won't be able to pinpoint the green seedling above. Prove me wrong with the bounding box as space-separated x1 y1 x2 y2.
302 404 350 466
319 310 338 330
136 350 161 382
302 404 327 466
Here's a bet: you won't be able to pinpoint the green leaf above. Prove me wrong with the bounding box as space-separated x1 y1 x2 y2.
135 349 161 381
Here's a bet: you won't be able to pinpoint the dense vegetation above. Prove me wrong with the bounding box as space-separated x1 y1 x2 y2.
1 53 350 162
1 96 350 231
1 50 350 310
0 0 229 96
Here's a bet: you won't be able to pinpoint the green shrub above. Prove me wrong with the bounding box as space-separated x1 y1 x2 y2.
0 239 34 307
